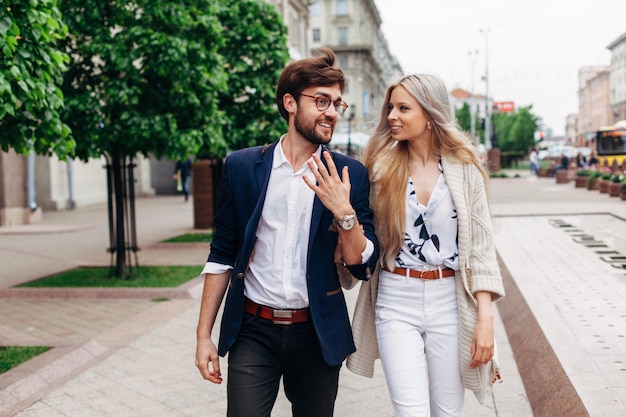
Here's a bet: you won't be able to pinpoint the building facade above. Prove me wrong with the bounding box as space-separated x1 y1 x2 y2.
577 66 611 145
267 0 310 60
565 113 578 145
308 0 402 156
450 87 492 149
607 32 626 123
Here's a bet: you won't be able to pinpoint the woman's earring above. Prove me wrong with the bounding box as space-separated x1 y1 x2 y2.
426 121 432 130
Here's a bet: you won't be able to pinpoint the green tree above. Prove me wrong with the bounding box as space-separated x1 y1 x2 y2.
58 0 290 277
59 0 227 277
0 0 74 158
493 106 538 153
455 102 471 133
492 105 539 166
211 0 289 156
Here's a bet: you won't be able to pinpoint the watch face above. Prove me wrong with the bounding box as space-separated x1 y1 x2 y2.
340 215 356 230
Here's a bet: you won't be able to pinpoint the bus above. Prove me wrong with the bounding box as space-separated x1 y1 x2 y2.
596 120 626 168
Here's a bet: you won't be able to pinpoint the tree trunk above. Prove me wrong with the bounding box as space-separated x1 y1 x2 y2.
105 151 139 278
112 152 126 276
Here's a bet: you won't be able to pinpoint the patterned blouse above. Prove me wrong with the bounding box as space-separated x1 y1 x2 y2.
395 166 459 271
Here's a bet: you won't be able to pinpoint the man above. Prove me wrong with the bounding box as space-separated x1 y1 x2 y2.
529 147 539 176
195 48 379 417
173 157 192 201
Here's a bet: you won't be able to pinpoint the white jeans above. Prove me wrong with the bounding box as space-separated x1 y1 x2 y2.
375 269 464 417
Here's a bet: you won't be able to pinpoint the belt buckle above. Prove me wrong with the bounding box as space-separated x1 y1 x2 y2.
272 309 293 325
419 269 427 280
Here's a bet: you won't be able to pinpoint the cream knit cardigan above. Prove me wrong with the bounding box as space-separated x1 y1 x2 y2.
345 157 505 398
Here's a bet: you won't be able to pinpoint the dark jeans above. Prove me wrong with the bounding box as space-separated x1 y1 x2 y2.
227 313 341 417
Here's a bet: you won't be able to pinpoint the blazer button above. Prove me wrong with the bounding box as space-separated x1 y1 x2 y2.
236 272 245 279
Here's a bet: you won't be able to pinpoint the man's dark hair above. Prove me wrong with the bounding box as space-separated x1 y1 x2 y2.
276 47 345 121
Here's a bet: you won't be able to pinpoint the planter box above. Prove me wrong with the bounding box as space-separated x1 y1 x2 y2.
609 182 621 197
575 176 588 188
599 180 610 194
556 169 573 184
192 158 223 229
587 178 600 190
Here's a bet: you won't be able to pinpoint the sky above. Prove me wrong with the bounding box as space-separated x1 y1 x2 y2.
374 0 625 137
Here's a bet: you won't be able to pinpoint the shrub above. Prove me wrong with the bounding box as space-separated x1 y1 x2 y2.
587 171 602 187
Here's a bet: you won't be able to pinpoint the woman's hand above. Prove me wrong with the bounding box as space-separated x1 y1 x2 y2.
470 291 495 368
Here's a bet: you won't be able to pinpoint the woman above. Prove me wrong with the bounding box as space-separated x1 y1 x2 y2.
346 74 505 417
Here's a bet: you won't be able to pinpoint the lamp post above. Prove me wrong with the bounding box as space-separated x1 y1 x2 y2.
347 105 355 157
468 49 479 148
479 28 491 150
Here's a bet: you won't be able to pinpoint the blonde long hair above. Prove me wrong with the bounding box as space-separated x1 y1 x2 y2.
362 74 489 269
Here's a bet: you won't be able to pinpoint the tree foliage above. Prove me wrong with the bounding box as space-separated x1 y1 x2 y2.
492 105 538 153
455 102 482 146
58 0 227 162
455 102 471 133
211 0 289 156
0 0 74 158
54 0 290 277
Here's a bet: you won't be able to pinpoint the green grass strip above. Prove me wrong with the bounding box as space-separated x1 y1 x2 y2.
16 266 200 288
0 346 50 374
162 233 213 243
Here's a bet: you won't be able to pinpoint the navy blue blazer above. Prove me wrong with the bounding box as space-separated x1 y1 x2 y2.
207 141 379 366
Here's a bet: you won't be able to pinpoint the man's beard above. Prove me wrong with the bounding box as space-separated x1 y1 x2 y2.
294 108 333 145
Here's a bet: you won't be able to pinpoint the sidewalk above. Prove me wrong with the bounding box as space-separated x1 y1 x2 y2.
0 173 625 416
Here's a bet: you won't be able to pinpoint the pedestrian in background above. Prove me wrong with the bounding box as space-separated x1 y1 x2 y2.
347 74 505 417
588 150 600 169
529 147 539 176
552 153 569 177
195 47 379 417
173 157 192 201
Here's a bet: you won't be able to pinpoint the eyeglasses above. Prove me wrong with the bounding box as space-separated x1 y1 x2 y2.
299 94 349 116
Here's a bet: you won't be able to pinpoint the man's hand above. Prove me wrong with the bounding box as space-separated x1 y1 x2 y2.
195 337 223 384
195 272 229 383
303 151 353 218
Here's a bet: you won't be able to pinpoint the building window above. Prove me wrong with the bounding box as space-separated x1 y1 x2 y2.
338 27 348 46
336 0 348 16
339 54 348 68
310 1 321 16
312 28 321 43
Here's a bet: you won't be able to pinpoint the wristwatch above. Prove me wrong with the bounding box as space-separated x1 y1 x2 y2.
334 212 357 231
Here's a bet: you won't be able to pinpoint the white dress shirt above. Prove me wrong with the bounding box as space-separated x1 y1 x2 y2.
202 137 374 309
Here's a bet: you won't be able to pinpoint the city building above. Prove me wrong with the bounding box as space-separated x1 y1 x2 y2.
308 0 402 157
450 87 491 148
267 0 311 60
577 66 611 146
565 113 578 145
607 32 626 123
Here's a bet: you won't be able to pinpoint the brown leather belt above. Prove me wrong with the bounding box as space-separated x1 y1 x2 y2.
387 267 456 280
244 298 309 325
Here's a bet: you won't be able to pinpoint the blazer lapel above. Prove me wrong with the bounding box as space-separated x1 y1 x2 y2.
243 142 276 250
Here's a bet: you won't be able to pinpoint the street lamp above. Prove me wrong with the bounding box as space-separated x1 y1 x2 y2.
479 28 491 150
347 105 355 157
468 49 479 148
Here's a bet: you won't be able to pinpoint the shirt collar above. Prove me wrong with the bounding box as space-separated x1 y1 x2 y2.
273 135 323 172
